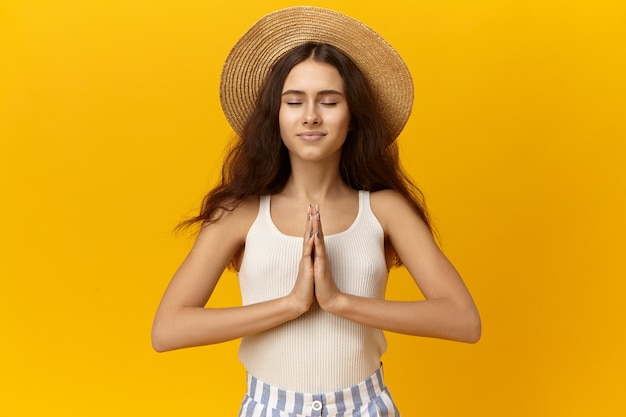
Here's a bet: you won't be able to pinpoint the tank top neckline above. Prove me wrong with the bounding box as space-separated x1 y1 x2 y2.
262 190 367 240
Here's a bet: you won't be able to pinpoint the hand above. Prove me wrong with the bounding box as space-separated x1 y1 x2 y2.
288 205 315 315
310 204 343 311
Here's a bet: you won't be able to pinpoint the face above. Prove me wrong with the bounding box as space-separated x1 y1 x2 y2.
278 59 351 163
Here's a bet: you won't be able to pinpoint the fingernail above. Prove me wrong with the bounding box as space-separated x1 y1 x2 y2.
317 212 320 221
316 231 321 238
309 230 313 238
315 204 319 212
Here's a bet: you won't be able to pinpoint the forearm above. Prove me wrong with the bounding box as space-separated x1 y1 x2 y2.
151 296 303 352
327 294 481 343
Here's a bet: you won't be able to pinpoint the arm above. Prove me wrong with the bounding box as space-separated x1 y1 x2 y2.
311 191 481 343
151 201 316 352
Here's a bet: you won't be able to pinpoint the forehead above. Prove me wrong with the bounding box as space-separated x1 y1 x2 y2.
282 60 345 92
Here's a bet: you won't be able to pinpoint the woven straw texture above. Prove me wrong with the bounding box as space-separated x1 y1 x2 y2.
219 6 414 141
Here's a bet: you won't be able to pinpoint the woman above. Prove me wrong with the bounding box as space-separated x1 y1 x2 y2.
152 6 480 417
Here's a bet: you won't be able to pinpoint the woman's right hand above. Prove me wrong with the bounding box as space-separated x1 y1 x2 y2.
152 198 311 352
288 204 316 315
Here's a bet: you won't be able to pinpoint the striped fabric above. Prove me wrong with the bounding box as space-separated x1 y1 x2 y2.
238 366 400 417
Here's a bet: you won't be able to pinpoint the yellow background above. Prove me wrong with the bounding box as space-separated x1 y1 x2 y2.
2 0 625 415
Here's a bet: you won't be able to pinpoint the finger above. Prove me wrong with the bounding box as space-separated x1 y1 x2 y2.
302 204 314 255
309 203 320 239
315 204 322 237
313 204 325 254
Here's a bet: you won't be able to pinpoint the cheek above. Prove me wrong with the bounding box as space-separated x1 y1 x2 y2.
331 112 351 133
278 107 298 144
278 110 289 137
278 106 295 129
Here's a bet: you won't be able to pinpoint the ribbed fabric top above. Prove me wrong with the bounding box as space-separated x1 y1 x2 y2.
238 191 389 393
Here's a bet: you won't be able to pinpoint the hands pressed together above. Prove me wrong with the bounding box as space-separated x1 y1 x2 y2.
290 204 343 315
152 196 481 352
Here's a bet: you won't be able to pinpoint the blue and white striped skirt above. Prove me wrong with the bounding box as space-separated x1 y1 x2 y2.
238 366 400 417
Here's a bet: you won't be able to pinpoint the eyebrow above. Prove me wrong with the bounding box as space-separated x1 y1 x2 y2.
281 89 345 97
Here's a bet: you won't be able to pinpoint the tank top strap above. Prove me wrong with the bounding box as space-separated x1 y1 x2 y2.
259 195 271 215
359 190 372 215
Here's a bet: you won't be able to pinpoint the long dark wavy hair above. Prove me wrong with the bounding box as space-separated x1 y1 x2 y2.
181 43 432 256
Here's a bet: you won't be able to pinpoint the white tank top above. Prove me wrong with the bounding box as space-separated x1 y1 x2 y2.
237 190 389 393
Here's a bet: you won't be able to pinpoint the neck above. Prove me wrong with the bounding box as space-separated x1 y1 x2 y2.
283 157 349 203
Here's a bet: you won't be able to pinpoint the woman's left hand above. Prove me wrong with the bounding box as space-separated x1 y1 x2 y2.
310 205 343 311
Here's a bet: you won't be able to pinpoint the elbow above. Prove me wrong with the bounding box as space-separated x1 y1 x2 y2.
460 308 482 344
151 337 167 353
151 320 173 353
463 322 481 344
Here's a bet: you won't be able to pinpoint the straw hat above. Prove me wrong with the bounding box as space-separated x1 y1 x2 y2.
219 6 414 141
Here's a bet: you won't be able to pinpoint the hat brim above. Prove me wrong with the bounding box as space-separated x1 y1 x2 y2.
220 6 414 141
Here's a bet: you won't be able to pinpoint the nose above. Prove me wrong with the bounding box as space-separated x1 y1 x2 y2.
303 107 320 125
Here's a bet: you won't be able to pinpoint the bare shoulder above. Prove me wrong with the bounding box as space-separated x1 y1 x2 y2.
198 196 260 244
370 189 410 212
370 189 424 227
230 196 261 232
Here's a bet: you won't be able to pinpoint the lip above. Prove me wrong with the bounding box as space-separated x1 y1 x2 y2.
297 131 326 142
